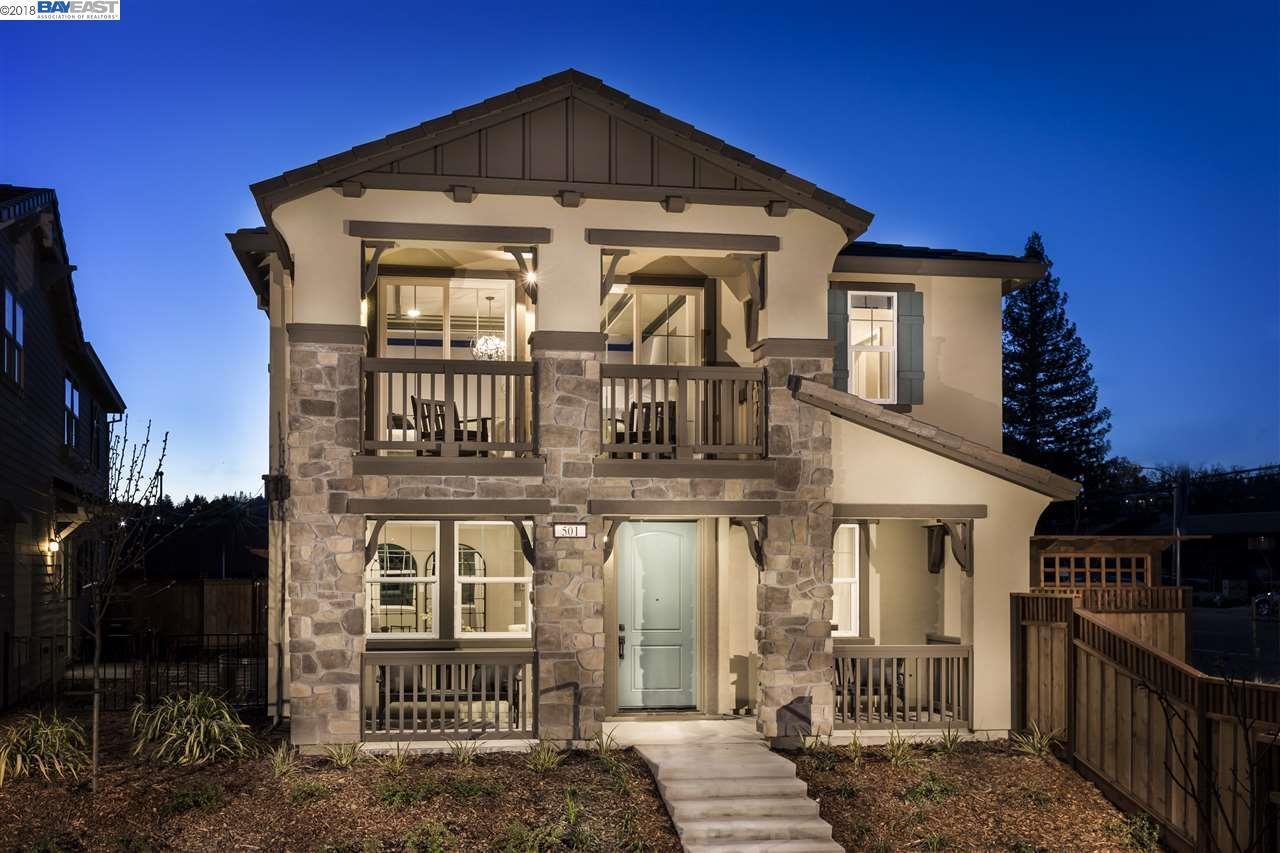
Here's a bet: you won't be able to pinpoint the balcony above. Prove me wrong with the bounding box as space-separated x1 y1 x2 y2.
597 364 771 477
357 357 540 475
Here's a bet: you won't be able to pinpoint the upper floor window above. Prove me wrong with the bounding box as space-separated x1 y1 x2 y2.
847 292 896 403
64 376 79 448
604 285 703 366
2 285 22 385
383 281 513 361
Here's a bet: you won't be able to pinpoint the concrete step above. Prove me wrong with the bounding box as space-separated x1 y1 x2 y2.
684 842 844 853
651 759 797 781
677 816 835 843
659 776 811 800
684 841 844 853
667 796 820 821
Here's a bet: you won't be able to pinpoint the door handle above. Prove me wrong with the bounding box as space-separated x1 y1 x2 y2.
618 624 626 660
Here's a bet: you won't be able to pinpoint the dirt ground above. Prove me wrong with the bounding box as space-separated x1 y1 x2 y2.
786 737 1150 852
0 712 680 852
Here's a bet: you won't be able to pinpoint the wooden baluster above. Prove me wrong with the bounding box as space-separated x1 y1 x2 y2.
676 372 690 459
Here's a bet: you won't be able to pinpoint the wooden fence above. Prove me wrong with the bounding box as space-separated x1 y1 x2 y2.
1030 585 1191 660
1012 593 1280 852
118 579 265 637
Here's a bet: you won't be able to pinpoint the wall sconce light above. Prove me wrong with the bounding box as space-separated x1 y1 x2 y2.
523 270 538 285
45 538 60 554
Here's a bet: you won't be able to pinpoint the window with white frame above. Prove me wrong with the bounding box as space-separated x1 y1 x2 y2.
382 280 514 361
363 519 533 640
847 292 896 403
833 524 861 636
456 521 532 638
365 521 439 637
603 285 702 366
2 285 22 386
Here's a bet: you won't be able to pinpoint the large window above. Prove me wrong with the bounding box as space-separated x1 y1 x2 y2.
604 285 702 366
847 292 896 403
833 524 861 636
384 280 513 361
63 376 79 448
364 519 531 640
2 285 22 385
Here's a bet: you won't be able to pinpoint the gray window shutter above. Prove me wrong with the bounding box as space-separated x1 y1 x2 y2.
897 291 924 405
827 288 849 392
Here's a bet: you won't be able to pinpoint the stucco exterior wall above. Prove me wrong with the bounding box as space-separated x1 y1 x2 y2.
831 419 1050 731
830 272 1004 448
273 190 847 339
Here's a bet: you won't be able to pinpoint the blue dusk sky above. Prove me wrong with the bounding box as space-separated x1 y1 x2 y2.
2 0 1277 498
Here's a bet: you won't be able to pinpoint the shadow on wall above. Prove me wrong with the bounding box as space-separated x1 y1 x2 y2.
727 652 758 715
926 331 1001 449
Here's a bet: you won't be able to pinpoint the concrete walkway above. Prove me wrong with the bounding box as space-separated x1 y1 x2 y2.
614 720 841 853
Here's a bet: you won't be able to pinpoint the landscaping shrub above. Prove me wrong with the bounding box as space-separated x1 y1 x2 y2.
447 739 479 766
933 725 962 755
130 693 256 766
1010 721 1059 758
402 820 457 853
446 775 504 798
0 711 88 786
845 730 864 769
374 775 438 808
376 744 410 774
1106 813 1160 851
903 771 957 804
324 742 362 770
269 741 298 779
288 779 332 805
524 741 565 774
884 728 918 767
163 781 225 815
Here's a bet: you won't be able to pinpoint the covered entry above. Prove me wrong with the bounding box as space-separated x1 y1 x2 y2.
614 521 698 709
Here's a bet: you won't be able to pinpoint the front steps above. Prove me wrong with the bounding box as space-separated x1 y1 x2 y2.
635 741 841 853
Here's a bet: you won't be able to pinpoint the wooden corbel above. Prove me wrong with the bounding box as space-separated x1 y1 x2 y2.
364 518 388 566
504 246 538 304
602 518 622 563
730 517 766 576
507 518 536 567
361 241 395 297
600 249 629 303
729 252 767 311
924 520 974 576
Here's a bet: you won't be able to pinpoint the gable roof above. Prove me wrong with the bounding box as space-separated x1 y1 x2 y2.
248 69 874 266
834 241 1047 293
0 185 125 413
790 377 1080 501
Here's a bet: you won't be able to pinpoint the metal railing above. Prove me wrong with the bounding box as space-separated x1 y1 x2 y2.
600 364 767 460
833 643 973 730
362 358 536 458
361 649 536 741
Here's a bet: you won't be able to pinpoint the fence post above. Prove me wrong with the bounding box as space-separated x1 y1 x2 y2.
1064 595 1077 766
1194 679 1214 852
1009 596 1024 733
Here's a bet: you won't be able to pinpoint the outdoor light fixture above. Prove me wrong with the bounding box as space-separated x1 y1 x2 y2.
470 295 505 361
45 538 60 554
523 270 537 284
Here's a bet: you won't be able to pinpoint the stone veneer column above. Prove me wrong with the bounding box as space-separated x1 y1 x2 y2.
529 333 607 746
284 331 366 746
753 348 836 743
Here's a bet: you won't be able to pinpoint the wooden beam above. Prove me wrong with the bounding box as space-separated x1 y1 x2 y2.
585 228 780 252
345 220 552 245
340 497 552 516
588 499 781 516
833 503 988 519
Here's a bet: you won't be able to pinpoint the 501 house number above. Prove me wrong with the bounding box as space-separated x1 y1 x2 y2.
552 523 587 539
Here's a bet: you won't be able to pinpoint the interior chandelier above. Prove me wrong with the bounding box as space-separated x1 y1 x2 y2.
471 295 506 361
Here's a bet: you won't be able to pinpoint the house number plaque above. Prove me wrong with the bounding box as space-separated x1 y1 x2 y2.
553 523 587 539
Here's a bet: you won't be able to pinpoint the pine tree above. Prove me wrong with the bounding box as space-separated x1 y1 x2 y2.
1003 232 1112 487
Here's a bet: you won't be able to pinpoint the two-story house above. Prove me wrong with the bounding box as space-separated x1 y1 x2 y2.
228 70 1079 747
1 186 126 696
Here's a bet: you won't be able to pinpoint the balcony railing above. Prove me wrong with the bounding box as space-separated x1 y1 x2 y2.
599 364 767 460
360 649 536 741
361 358 536 458
833 643 973 730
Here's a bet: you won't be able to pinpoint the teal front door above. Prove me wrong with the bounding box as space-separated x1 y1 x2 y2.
616 521 697 709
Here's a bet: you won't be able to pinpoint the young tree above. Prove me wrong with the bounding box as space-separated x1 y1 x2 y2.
1003 232 1113 487
74 417 171 790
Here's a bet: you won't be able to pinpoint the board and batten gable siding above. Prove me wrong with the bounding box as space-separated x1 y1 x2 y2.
0 225 110 639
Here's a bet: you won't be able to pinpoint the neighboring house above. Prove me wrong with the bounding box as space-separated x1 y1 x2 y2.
228 70 1079 747
0 186 126 669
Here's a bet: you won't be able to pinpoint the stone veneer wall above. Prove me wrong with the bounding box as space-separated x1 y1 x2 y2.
282 335 834 747
753 354 835 741
284 338 366 745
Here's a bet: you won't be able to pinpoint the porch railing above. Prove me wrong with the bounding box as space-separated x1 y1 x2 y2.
833 644 973 730
360 650 536 741
361 358 536 458
600 364 767 460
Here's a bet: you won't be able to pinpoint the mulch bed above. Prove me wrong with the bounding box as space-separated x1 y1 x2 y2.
0 712 681 852
786 738 1148 852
